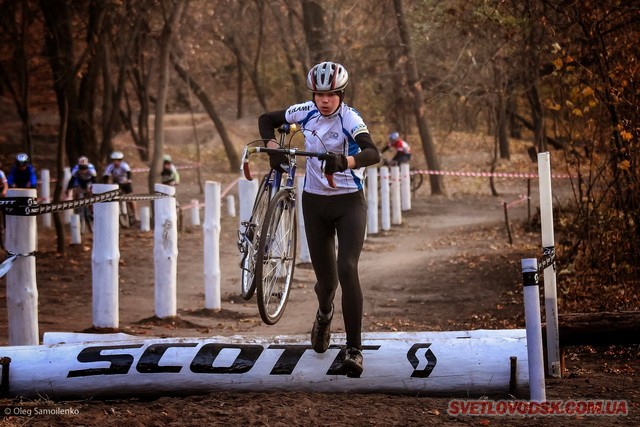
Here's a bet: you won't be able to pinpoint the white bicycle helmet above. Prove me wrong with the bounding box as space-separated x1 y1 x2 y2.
16 153 29 165
78 156 89 166
389 132 400 142
110 151 124 160
306 61 349 93
163 154 172 163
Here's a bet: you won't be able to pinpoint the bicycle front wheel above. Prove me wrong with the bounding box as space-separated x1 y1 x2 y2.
240 174 272 300
255 189 297 325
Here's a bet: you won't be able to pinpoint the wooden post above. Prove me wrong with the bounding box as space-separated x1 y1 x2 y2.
154 183 178 318
522 258 546 402
366 167 379 235
203 181 221 310
70 214 81 245
5 189 39 345
225 195 236 217
40 169 52 228
140 206 151 232
91 184 120 329
537 152 560 378
296 177 310 263
190 199 201 227
380 166 391 231
400 163 411 211
390 166 402 225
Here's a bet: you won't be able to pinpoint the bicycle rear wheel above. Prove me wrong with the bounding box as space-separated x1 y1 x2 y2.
255 189 297 325
410 171 423 197
240 174 273 300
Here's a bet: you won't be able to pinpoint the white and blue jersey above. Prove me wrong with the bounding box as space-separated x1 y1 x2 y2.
285 101 369 196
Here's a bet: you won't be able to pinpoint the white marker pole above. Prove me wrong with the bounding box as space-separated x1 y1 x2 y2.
70 214 82 244
154 184 178 318
139 206 151 232
390 166 402 225
40 169 52 228
204 181 221 310
238 177 259 231
62 167 72 224
226 195 236 217
91 184 120 329
400 163 411 211
366 167 379 235
380 167 391 231
5 188 39 345
190 199 201 227
522 258 546 402
296 177 310 263
537 152 561 378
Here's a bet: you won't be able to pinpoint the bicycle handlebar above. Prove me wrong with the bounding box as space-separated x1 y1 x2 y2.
241 146 336 188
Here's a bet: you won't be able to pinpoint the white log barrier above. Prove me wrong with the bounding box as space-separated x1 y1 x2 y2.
238 177 258 231
226 195 236 217
537 152 560 378
400 162 411 211
390 165 402 225
62 167 72 225
5 189 39 346
296 177 310 263
0 330 528 399
70 214 82 245
380 166 391 231
366 167 378 235
154 184 178 318
91 184 120 329
203 181 221 310
40 169 52 228
522 258 546 402
140 206 151 232
190 199 201 227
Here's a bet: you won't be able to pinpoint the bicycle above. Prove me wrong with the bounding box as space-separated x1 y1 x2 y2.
74 187 94 234
118 197 136 228
238 123 335 325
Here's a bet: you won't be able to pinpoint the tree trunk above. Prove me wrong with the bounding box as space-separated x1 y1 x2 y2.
172 57 240 172
543 311 640 346
148 0 187 195
493 59 510 160
236 55 243 119
53 96 68 255
392 0 444 194
527 84 547 152
301 0 327 63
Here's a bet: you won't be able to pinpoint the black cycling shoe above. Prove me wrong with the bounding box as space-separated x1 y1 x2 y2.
310 304 333 353
341 347 363 378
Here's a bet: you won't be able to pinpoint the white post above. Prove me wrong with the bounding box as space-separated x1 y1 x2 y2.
226 195 236 217
296 177 311 263
70 214 82 244
390 165 402 225
40 169 52 228
366 167 379 235
154 183 178 318
5 188 39 345
537 152 561 378
204 181 221 310
380 166 391 231
400 163 411 211
62 167 72 225
522 258 546 402
238 177 259 230
140 206 151 232
91 184 120 329
190 199 201 227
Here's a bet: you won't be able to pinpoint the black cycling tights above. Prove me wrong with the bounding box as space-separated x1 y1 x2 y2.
302 190 367 350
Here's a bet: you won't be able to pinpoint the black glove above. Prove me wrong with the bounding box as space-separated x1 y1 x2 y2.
319 153 348 175
269 152 289 173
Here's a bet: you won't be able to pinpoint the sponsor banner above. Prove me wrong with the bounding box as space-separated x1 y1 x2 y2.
1 330 527 399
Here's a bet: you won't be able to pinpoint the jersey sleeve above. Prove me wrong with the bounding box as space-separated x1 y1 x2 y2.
344 107 369 139
285 101 316 124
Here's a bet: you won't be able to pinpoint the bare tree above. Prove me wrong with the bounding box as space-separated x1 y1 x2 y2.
393 0 444 194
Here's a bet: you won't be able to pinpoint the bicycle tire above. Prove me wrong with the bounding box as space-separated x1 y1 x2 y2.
255 189 297 325
84 206 93 233
240 174 272 300
119 202 131 228
411 171 424 197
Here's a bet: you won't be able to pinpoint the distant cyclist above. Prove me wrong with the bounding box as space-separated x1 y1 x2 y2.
382 131 411 166
67 156 97 198
7 153 37 189
160 154 180 186
103 151 138 222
